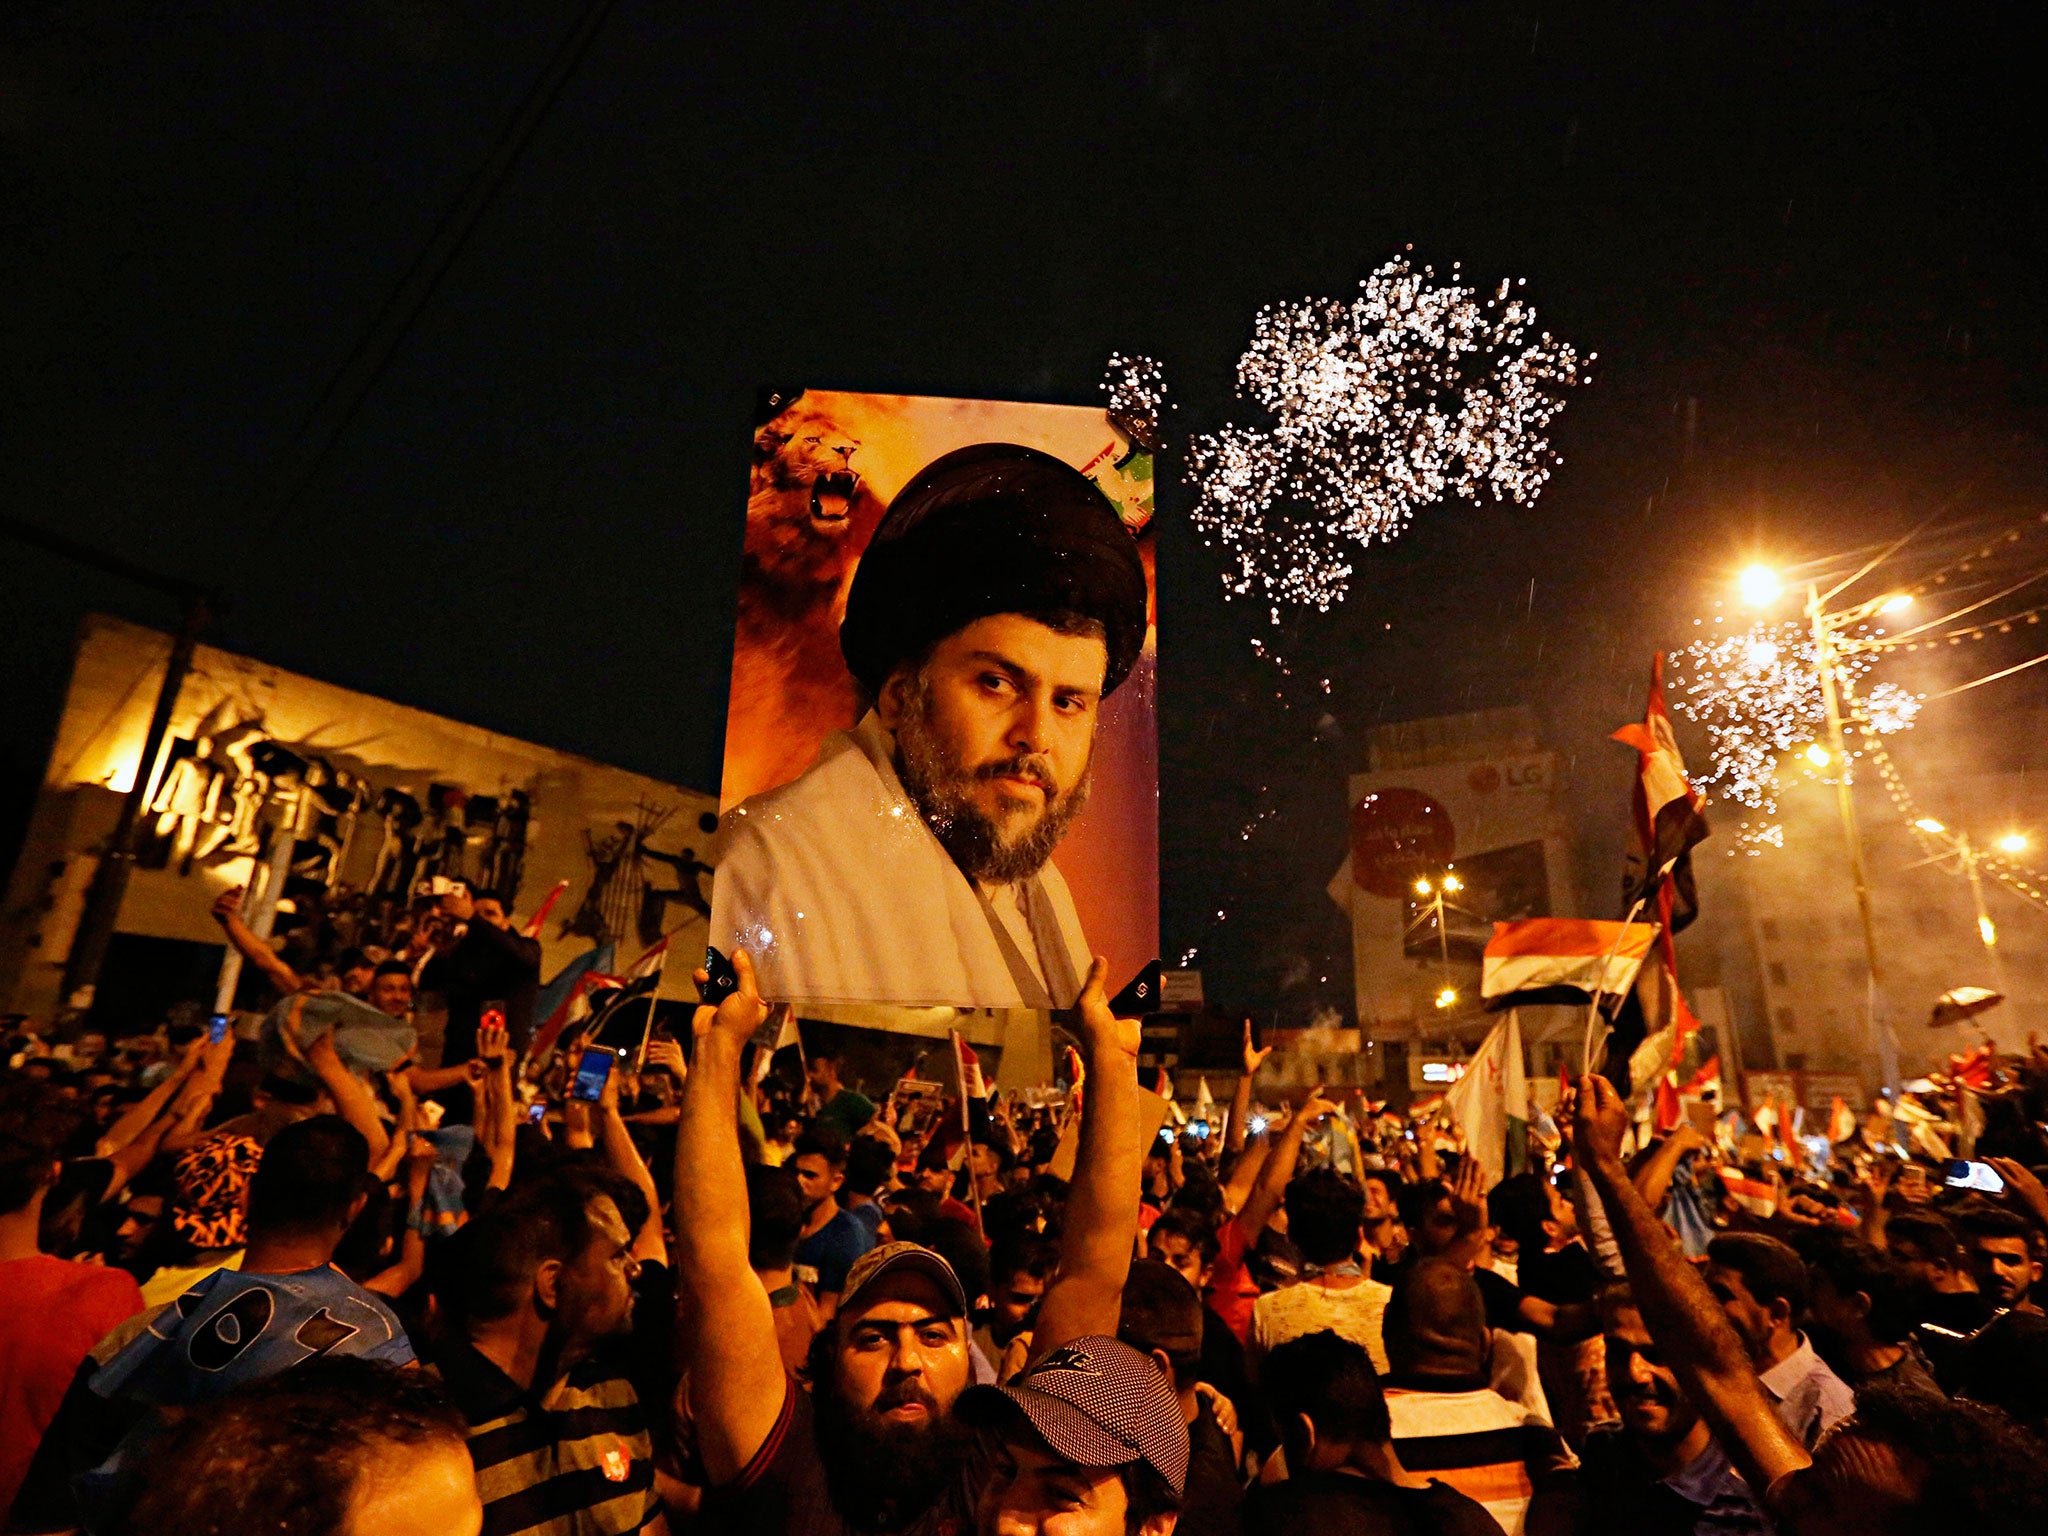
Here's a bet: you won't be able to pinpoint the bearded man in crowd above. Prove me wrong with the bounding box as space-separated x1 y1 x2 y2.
711 442 1148 1008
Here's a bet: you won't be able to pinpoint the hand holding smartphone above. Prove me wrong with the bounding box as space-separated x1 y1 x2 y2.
700 946 739 1006
571 1046 621 1103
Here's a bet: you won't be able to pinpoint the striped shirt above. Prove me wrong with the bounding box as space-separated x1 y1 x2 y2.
435 1339 662 1536
1386 1381 1577 1536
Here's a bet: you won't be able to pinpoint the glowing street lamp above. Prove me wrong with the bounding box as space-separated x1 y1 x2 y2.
1434 987 1459 1010
1998 833 2029 855
1804 743 1832 768
1915 818 1947 835
1880 592 1915 615
1739 564 1784 607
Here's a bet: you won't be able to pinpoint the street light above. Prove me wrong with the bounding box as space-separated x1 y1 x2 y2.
1906 818 2013 1011
1880 593 1915 614
1409 868 1464 1017
1998 833 2029 855
1739 564 1784 607
1805 743 1832 768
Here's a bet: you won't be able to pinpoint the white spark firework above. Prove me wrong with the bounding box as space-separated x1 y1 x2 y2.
1187 253 1590 615
1669 622 1921 834
1101 352 1172 451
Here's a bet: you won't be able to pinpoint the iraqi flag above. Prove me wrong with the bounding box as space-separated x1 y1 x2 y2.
1613 654 1710 933
1444 1010 1528 1189
1719 1166 1778 1219
527 942 616 1063
1481 918 1658 1010
584 970 662 1049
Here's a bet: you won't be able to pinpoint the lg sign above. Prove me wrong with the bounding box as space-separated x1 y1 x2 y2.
1349 788 1456 899
1468 758 1546 795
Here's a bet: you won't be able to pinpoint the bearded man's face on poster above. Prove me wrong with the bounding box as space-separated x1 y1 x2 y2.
882 612 1102 885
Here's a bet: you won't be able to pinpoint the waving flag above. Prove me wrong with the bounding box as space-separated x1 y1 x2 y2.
1444 1010 1528 1188
1482 918 1658 1009
1613 653 1710 933
522 879 571 939
527 942 615 1063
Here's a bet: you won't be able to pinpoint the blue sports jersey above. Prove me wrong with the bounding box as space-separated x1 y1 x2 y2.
72 1265 414 1530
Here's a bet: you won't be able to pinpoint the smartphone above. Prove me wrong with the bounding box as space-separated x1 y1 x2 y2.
571 1047 619 1103
525 1101 547 1125
206 1013 231 1045
1110 959 1163 1017
1946 1159 2006 1194
1247 1114 1268 1135
701 946 739 1006
482 1003 506 1035
1189 1119 1212 1140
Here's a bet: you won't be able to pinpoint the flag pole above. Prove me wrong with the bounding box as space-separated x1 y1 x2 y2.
951 1028 986 1230
1582 893 1650 1076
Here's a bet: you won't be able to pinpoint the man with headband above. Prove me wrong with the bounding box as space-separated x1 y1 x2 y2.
711 442 1149 1008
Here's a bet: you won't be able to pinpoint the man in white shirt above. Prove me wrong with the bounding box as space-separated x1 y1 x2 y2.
1703 1233 1855 1448
712 443 1149 1009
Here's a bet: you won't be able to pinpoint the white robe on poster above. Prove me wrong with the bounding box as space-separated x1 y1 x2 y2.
710 713 1094 1008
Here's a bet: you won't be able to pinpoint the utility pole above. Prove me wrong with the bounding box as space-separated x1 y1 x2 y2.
1806 580 1898 1099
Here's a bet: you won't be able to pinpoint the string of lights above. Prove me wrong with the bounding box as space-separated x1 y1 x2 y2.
1850 685 2048 916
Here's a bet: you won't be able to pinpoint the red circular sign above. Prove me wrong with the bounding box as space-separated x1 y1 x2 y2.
1350 788 1456 899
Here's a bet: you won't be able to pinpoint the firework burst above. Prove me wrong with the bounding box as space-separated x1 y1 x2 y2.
1669 621 1921 838
1187 253 1590 619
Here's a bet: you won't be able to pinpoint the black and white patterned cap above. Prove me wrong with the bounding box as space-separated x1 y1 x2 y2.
956 1335 1189 1495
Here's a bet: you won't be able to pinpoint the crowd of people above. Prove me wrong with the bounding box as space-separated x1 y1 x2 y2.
8 899 2048 1536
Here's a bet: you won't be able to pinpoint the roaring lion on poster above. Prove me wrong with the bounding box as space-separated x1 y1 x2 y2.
722 399 888 805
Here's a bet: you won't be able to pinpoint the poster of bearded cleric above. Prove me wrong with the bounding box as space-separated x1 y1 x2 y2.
712 389 1159 1010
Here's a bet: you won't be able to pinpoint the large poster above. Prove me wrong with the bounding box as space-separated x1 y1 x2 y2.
0 615 718 1021
713 389 1159 1009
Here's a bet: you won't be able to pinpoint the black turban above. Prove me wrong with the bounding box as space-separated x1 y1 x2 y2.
839 443 1149 697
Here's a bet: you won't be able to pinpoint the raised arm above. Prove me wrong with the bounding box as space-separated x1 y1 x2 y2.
1236 1088 1336 1241
1632 1124 1708 1213
211 884 306 996
673 949 782 1486
287 998 391 1163
1226 1021 1271 1154
157 1033 236 1154
1032 958 1142 1358
598 1047 668 1267
96 1038 204 1158
474 1023 518 1193
1573 1073 1808 1494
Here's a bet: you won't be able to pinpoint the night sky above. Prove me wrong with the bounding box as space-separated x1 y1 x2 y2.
6 2 2046 1022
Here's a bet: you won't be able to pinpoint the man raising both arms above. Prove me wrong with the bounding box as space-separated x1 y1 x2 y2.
677 945 1162 1536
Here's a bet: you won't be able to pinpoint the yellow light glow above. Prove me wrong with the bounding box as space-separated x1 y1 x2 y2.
1979 915 1997 948
1998 833 2029 854
1441 874 1463 893
1739 565 1783 606
1880 593 1914 614
1804 743 1831 768
1414 878 1433 896
1434 987 1458 1009
1915 818 1947 834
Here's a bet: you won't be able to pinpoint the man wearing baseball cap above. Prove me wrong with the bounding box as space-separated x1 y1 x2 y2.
957 1334 1187 1536
676 944 1154 1536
